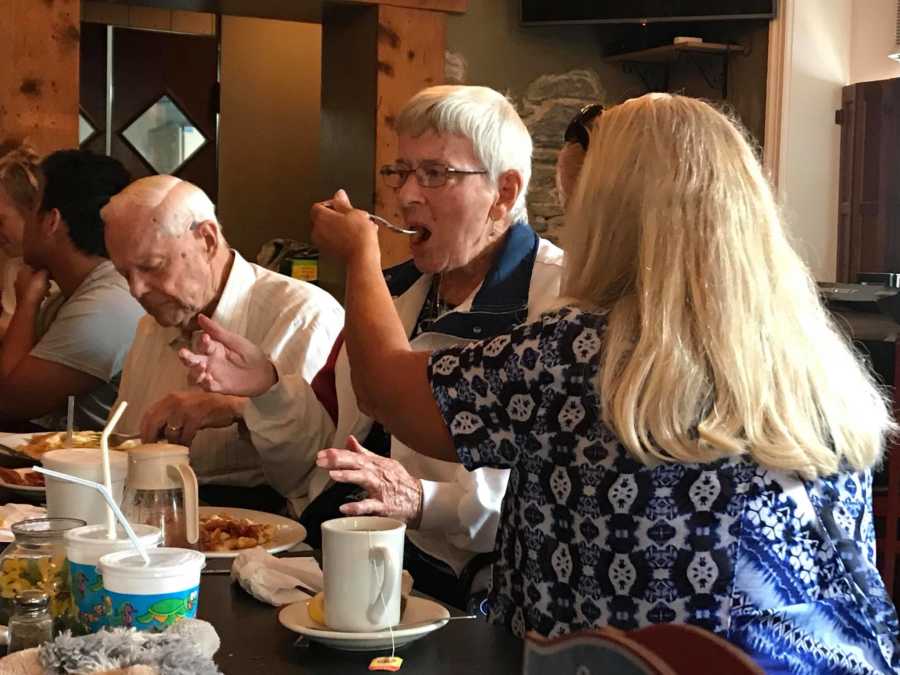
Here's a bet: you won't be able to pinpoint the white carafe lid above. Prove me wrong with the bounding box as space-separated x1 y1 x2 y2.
125 443 192 490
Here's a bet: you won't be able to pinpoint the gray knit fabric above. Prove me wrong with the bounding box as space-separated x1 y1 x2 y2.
38 620 221 675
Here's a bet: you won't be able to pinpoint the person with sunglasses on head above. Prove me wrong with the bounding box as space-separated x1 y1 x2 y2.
556 103 603 210
308 93 899 673
177 85 565 608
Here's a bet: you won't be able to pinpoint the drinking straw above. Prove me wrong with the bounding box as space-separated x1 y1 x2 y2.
65 396 74 448
101 401 128 539
33 466 150 565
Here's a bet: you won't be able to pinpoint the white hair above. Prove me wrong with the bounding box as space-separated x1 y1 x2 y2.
101 175 218 237
396 85 532 223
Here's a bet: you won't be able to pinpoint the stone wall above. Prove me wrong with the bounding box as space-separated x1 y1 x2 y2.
517 69 608 242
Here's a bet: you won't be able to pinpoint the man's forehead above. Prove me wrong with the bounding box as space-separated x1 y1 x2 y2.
113 221 171 260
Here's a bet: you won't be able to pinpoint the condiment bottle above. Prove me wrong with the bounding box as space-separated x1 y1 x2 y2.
7 590 54 653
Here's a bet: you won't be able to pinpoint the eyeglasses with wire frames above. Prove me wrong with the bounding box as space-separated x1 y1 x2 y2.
379 161 488 189
564 103 604 151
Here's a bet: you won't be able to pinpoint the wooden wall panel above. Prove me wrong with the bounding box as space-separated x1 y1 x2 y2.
373 4 445 267
0 0 80 155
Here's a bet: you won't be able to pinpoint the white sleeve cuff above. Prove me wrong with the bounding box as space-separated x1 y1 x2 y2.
418 479 465 533
246 366 297 423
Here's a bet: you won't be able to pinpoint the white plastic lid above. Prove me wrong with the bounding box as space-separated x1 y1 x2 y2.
42 448 128 479
65 523 162 548
98 547 205 578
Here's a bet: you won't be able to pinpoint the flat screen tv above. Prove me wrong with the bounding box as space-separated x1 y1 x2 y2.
522 1 777 25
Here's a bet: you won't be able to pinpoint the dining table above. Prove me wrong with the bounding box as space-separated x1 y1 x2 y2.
0 485 524 674
199 554 524 674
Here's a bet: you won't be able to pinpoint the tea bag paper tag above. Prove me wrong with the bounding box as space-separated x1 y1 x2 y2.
369 656 403 671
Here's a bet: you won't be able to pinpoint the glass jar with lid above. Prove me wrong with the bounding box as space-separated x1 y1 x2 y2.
0 517 85 630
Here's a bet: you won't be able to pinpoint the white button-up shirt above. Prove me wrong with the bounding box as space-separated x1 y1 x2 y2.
114 251 344 487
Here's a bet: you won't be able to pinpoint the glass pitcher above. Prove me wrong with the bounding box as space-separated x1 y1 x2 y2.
0 517 85 630
121 444 199 549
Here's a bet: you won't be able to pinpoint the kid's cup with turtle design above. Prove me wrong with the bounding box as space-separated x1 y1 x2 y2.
98 547 204 632
65 524 162 634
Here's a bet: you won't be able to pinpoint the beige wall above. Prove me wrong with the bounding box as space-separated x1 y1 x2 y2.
775 0 852 282
850 0 900 84
772 0 900 282
218 16 321 261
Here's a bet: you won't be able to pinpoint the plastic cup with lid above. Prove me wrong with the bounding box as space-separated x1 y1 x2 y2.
65 523 162 633
42 449 128 525
98 547 205 632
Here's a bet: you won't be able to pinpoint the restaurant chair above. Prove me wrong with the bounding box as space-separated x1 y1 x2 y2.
873 338 900 597
627 624 764 675
522 624 763 675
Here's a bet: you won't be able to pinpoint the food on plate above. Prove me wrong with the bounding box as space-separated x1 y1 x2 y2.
308 592 326 625
199 513 276 552
0 468 44 488
14 431 139 460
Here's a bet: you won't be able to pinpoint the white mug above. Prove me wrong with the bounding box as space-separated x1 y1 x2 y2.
321 516 406 632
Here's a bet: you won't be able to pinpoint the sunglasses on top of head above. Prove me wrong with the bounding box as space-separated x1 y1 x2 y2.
563 103 604 151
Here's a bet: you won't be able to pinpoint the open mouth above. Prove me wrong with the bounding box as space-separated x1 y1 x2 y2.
409 223 432 245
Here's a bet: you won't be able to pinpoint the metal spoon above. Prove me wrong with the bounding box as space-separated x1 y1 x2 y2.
368 213 418 236
322 201 418 236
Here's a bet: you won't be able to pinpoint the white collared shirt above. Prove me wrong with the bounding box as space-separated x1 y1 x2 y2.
114 251 344 487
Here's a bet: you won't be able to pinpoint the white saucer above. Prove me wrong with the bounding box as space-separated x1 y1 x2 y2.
278 596 450 651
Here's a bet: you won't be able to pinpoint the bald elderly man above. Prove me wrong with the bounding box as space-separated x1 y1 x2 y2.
102 176 344 509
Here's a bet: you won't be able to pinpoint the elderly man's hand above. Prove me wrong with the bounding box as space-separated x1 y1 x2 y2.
140 390 247 446
317 436 424 527
177 314 278 397
14 266 50 307
310 189 379 264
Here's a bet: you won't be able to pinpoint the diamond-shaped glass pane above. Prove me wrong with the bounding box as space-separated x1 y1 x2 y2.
79 113 96 145
122 95 206 174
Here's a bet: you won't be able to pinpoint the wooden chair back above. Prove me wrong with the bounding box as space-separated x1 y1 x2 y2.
523 624 763 675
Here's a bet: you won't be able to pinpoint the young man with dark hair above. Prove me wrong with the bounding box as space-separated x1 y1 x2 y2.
0 149 144 430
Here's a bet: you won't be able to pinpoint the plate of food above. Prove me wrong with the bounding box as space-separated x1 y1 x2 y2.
0 467 46 496
198 506 306 558
0 431 140 465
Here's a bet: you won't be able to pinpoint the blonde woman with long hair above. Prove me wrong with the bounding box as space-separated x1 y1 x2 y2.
210 93 900 672
0 144 41 336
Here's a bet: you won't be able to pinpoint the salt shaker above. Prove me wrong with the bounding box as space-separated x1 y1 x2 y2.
7 590 54 653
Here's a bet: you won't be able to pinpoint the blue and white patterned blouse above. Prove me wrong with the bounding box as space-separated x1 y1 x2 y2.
428 307 900 674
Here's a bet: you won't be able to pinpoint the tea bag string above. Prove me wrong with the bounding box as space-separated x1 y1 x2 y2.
369 531 396 657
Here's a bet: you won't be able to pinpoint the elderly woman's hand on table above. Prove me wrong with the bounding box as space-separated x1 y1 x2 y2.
317 435 425 528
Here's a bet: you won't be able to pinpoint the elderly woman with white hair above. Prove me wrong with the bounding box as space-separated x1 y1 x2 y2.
178 84 564 606
305 93 900 672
